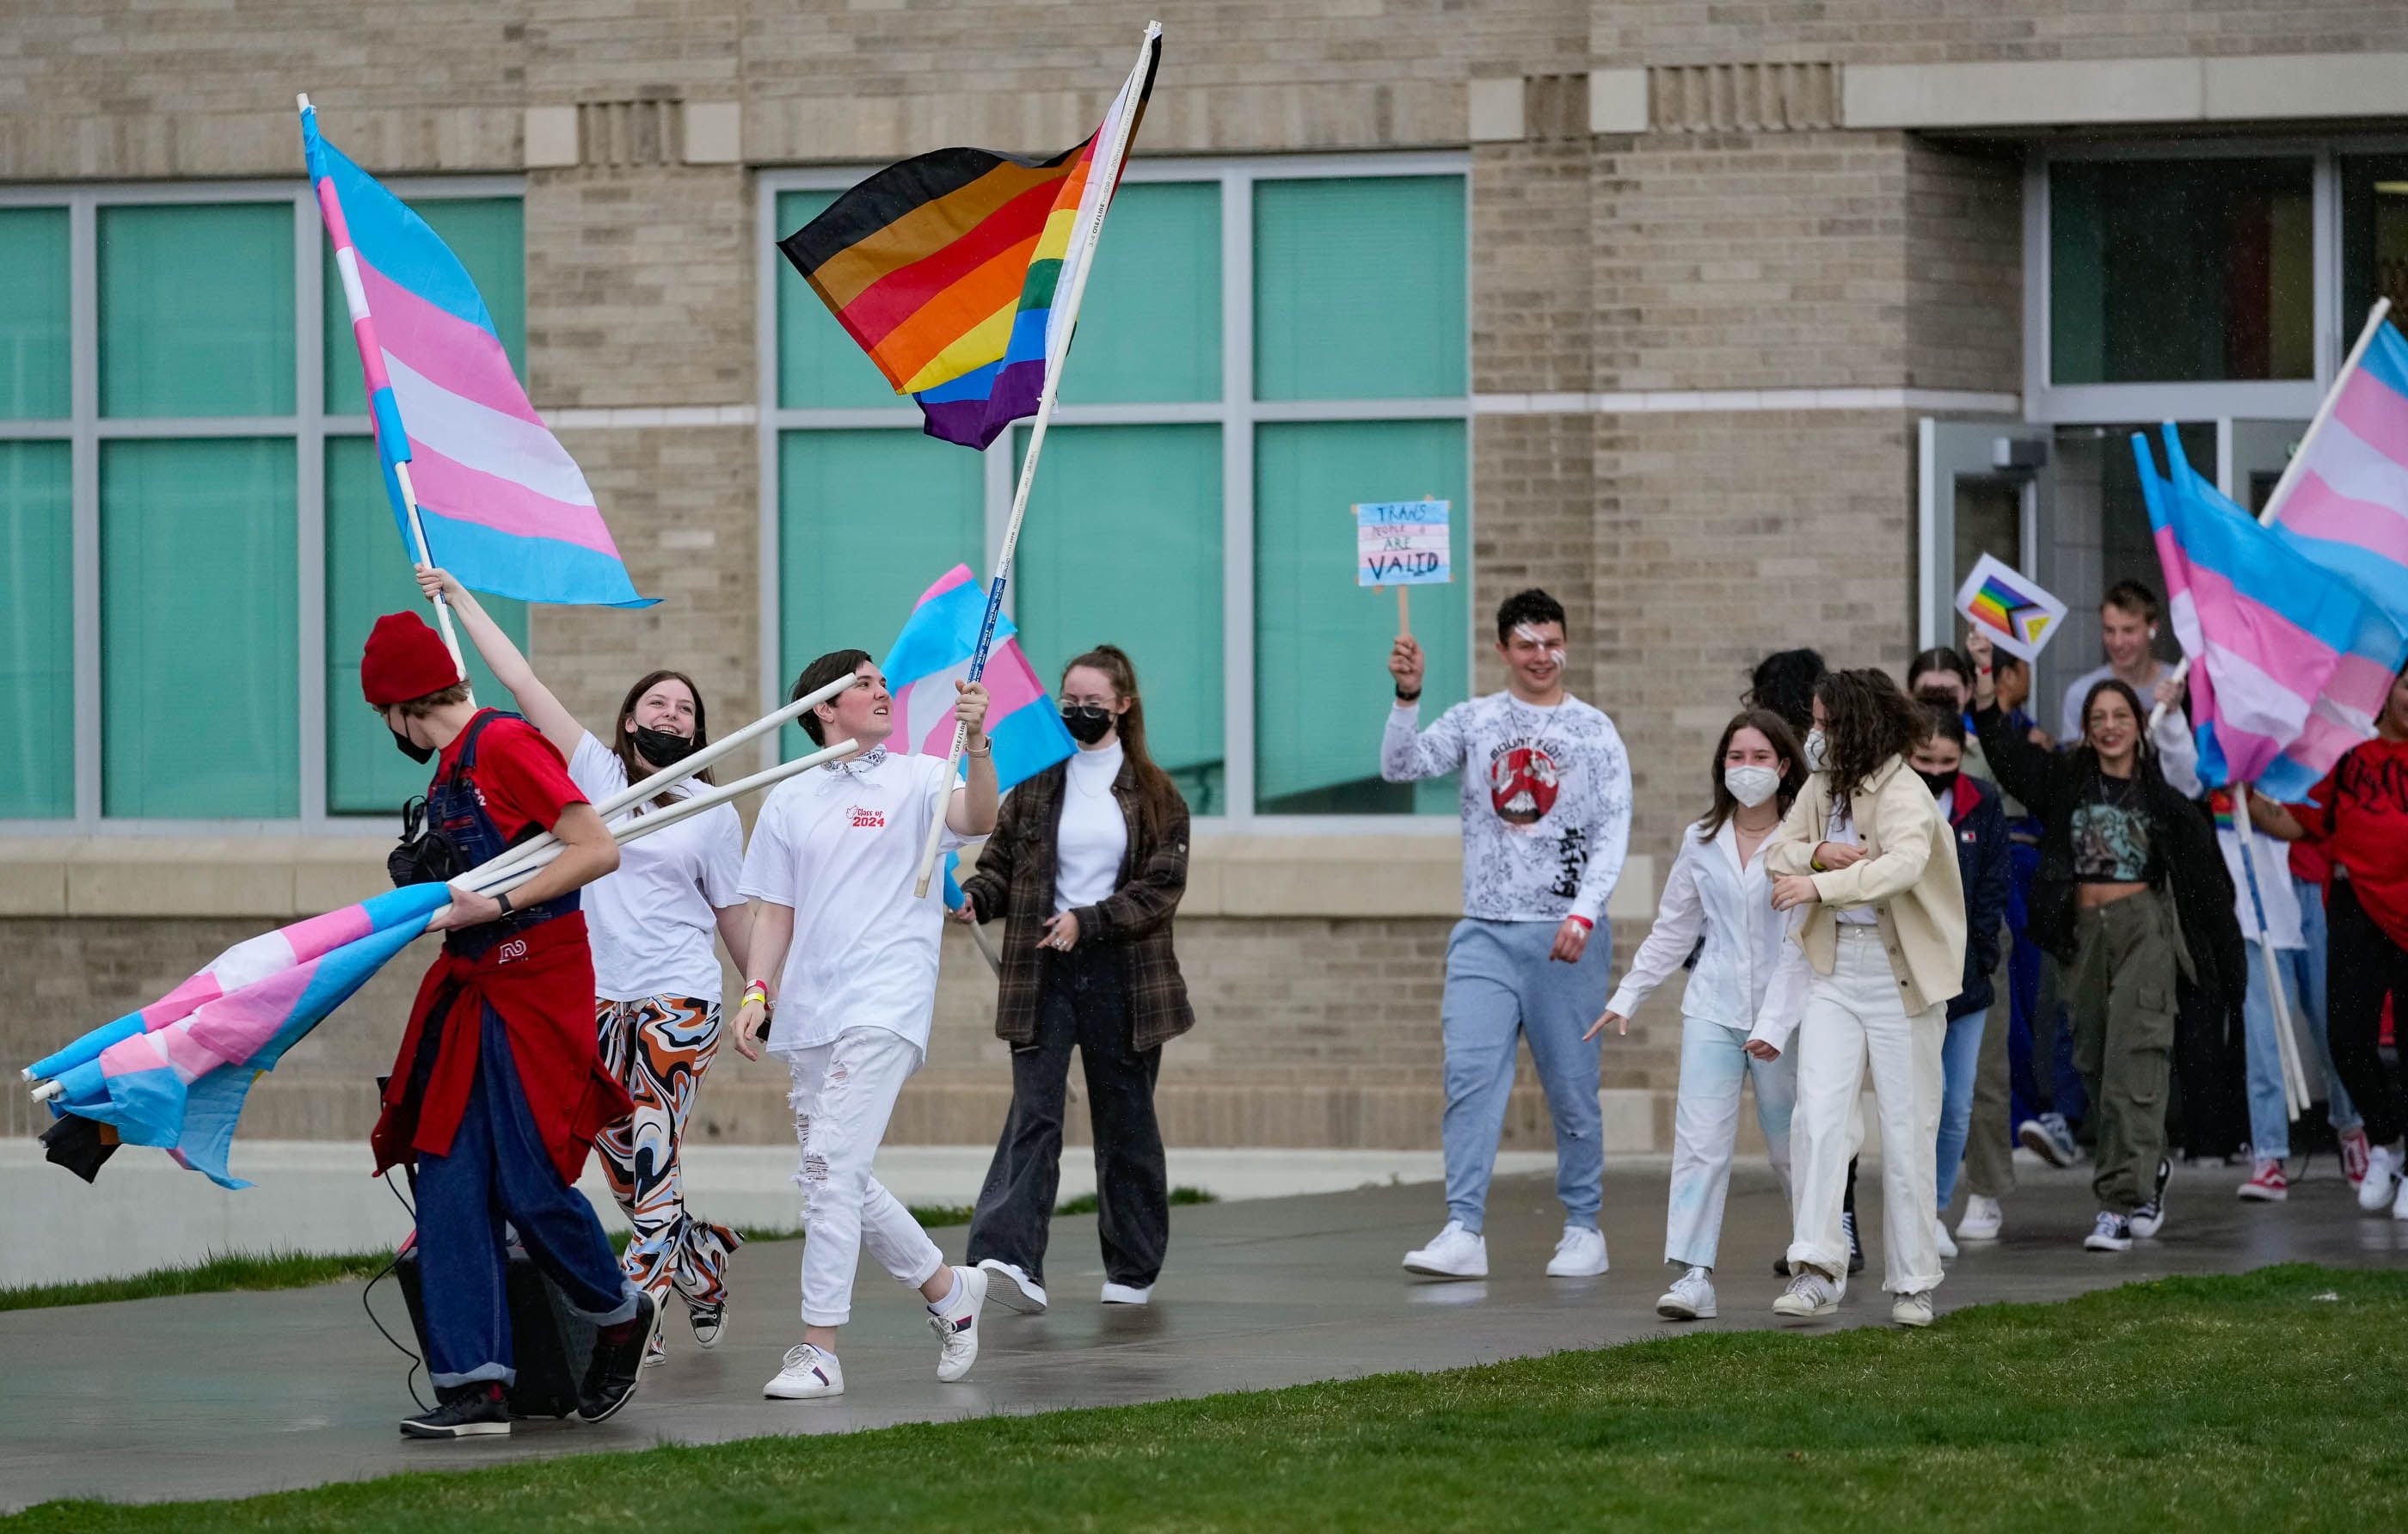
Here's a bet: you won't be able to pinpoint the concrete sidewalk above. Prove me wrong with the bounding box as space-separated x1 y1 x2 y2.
3 1161 2401 1513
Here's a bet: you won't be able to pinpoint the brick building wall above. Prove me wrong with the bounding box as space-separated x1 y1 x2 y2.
5 0 2405 1156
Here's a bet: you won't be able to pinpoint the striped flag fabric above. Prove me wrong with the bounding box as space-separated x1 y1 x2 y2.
776 25 1159 449
882 565 1075 789
2266 314 2408 628
30 886 452 1188
2135 424 2408 797
301 103 652 608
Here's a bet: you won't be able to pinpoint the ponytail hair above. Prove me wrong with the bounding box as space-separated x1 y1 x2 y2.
1065 645 1184 842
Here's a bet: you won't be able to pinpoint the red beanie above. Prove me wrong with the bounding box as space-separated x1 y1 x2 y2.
360 611 464 707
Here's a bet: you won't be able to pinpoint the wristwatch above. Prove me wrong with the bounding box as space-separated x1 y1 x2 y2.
494 892 514 917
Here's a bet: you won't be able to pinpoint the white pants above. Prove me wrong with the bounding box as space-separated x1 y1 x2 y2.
783 1028 947 1328
1787 929 1946 1296
1665 1015 1797 1270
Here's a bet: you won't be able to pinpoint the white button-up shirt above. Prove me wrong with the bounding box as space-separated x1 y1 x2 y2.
1606 817 1807 1034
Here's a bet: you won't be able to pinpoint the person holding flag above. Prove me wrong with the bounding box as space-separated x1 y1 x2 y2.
361 611 656 1439
732 650 999 1401
415 565 752 1364
955 645 1195 1313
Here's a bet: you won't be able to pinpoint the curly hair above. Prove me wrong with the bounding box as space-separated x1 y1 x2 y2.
1814 668 1927 802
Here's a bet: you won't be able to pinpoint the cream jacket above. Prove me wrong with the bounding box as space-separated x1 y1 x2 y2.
1756 756 1967 1038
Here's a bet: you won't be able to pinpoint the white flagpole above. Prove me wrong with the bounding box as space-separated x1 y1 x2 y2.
300 93 471 703
909 22 1160 898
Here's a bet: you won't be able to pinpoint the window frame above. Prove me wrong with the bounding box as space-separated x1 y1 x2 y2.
0 175 525 835
755 150 1475 835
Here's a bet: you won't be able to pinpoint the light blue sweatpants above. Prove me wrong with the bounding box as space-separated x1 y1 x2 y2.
1440 917 1613 1233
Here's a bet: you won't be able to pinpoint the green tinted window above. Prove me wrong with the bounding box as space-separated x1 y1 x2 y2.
323 436 529 814
1013 424 1225 813
1060 181 1220 405
325 197 525 415
100 203 295 418
0 442 74 817
0 208 70 420
1255 176 1465 402
778 429 985 757
776 189 914 411
101 439 298 816
1255 419 1466 814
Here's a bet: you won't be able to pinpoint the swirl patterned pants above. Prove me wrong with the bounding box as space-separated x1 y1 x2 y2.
594 995 743 1313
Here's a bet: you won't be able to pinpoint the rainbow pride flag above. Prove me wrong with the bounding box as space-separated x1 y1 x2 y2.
302 103 650 607
30 886 452 1187
777 27 1159 449
1969 574 2053 648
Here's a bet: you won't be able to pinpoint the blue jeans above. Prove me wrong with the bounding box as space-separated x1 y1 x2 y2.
415 1003 637 1388
1664 1015 1797 1269
1440 917 1612 1232
1935 1008 1987 1211
2240 943 2300 1159
2285 876 2360 1132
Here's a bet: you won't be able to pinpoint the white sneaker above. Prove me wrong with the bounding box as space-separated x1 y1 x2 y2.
1545 1225 1609 1278
764 1342 844 1400
1402 1220 1488 1279
2359 1143 2405 1212
978 1258 1049 1315
1656 1266 1717 1321
1100 1281 1152 1305
928 1265 987 1383
1891 1291 1935 1328
1772 1268 1843 1319
2393 1175 2408 1223
1956 1195 2003 1242
1932 1217 1958 1261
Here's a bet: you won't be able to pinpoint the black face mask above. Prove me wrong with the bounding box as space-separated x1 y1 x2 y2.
632 726 699 767
390 727 435 764
1916 768 1959 800
1060 703 1115 746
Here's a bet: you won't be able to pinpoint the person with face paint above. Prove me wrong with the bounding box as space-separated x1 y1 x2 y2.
1759 670 1965 1328
1968 627 2243 1253
2058 580 2177 745
359 607 654 1439
420 567 751 1364
1906 705 2011 1260
954 646 1194 1311
1383 589 1633 1280
1588 709 1807 1322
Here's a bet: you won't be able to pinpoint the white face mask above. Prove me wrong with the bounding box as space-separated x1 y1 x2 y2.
1803 727 1830 772
1724 765 1781 808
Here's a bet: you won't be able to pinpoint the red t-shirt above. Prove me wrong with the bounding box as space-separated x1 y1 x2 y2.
2288 835 2331 888
2290 736 2408 949
434 713 586 840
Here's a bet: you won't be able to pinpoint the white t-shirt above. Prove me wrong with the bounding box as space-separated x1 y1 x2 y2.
567 732 745 1003
2060 658 2172 743
1054 742 1130 915
1824 801 1878 926
738 747 974 1057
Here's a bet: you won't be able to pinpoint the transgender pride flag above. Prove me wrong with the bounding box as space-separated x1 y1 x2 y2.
2266 311 2408 633
2135 424 2408 798
28 886 451 1188
882 565 1075 789
301 102 650 607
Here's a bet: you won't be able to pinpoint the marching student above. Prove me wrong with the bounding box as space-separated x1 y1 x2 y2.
1588 709 1806 1322
421 567 750 1362
2205 782 2312 1202
2249 663 2408 1218
958 646 1195 1312
361 611 654 1439
2283 830 2370 1186
1383 589 1632 1280
733 651 999 1400
1909 705 2011 1259
1756 670 1965 1329
1968 628 2240 1253
2057 580 2178 744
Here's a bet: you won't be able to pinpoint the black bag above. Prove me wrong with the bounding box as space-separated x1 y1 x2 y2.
388 795 467 888
393 1239 595 1418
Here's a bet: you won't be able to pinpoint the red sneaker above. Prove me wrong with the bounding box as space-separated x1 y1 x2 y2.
2237 1158 2288 1202
2342 1126 2372 1187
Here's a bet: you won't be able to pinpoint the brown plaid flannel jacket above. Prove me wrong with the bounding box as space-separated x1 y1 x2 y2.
956 758 1195 1052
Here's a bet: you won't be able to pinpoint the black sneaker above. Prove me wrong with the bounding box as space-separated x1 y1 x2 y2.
2130 1159 2172 1237
580 1289 658 1424
1842 1211 1866 1274
1772 1255 1791 1279
400 1383 510 1439
687 1299 726 1350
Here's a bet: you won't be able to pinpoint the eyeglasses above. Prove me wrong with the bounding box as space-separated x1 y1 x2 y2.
1060 701 1113 719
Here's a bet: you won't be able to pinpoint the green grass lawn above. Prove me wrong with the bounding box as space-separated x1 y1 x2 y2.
1 1191 1216 1312
5 1262 2394 1531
